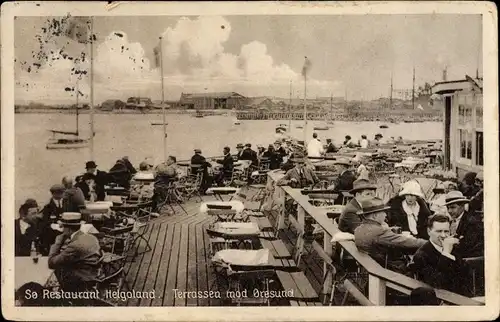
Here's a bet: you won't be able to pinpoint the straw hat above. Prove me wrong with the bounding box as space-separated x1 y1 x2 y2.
356 197 390 217
236 143 244 148
58 212 83 226
444 190 470 206
349 179 377 194
399 180 425 199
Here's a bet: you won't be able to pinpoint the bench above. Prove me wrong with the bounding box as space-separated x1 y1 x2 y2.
259 239 291 259
276 271 320 306
249 216 273 232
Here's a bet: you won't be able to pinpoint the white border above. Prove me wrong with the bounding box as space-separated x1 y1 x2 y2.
2 1 498 321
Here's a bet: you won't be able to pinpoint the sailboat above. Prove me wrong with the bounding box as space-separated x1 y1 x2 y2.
46 88 89 150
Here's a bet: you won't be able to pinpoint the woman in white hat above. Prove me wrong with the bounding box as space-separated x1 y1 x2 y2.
387 180 433 239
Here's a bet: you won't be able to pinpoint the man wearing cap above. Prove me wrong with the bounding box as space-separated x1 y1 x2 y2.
373 133 384 146
85 161 108 201
338 179 377 234
307 133 324 158
15 200 40 256
215 147 234 185
49 212 102 301
387 180 433 239
445 190 484 258
411 214 473 296
354 197 426 272
39 184 66 255
276 153 319 188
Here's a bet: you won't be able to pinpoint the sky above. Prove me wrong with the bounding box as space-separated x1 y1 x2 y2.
14 14 482 104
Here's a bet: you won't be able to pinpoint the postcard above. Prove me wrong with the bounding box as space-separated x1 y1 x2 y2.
1 1 498 321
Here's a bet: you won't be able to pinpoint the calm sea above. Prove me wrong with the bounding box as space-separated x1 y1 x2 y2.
14 113 443 207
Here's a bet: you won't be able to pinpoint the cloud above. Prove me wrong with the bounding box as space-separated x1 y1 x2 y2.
16 16 341 105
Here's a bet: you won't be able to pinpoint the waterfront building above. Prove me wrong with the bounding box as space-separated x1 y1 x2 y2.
431 76 483 178
179 92 247 110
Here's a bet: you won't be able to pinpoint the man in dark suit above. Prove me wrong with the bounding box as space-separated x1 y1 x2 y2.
235 143 244 160
15 201 40 256
354 197 426 272
190 149 212 193
329 159 356 204
263 144 281 170
39 184 66 255
215 146 234 185
61 176 85 212
338 179 377 234
49 212 102 304
411 214 473 296
85 161 108 201
445 190 484 258
75 173 95 201
240 143 258 166
325 139 338 153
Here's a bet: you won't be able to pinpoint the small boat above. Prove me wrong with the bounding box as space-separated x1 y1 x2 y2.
296 125 303 129
151 122 168 126
194 110 204 118
46 101 89 149
233 118 240 125
276 125 287 133
379 124 389 129
46 131 89 149
313 126 329 131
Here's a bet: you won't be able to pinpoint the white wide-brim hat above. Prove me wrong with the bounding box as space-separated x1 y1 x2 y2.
399 180 425 199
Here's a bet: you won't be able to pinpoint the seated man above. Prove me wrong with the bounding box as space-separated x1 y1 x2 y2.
328 159 356 204
276 153 319 188
354 197 426 272
325 139 338 153
155 155 178 184
190 149 213 193
39 184 66 255
262 144 282 170
411 214 473 296
215 146 234 185
338 179 376 234
61 176 85 213
84 161 108 201
15 200 40 256
108 159 132 189
48 212 102 302
445 190 484 258
75 173 96 201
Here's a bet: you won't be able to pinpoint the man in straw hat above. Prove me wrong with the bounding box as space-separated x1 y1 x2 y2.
338 179 377 234
411 214 473 297
354 197 426 272
387 180 433 239
444 190 484 258
276 152 319 188
48 212 102 299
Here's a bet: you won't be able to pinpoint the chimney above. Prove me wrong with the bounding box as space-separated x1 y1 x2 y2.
442 67 447 81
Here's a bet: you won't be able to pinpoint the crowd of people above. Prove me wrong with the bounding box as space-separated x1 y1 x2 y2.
14 131 484 305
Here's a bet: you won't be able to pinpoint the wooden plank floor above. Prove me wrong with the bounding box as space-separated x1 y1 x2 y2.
124 195 224 306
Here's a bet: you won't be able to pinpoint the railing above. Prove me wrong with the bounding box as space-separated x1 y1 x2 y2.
267 170 482 306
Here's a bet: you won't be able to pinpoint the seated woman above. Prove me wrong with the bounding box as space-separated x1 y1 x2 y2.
75 173 96 201
387 180 433 239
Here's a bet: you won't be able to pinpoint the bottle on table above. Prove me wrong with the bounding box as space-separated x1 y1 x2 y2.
30 241 39 264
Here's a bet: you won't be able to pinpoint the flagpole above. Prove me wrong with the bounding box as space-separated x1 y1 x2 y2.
159 36 167 163
89 16 95 161
303 71 307 145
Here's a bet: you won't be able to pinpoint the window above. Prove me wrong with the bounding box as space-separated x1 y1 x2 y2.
475 131 483 166
457 104 473 160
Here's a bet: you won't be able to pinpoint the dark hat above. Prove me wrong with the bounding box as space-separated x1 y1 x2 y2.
85 161 97 169
375 133 383 138
326 139 332 143
349 179 377 194
58 212 82 226
194 149 202 153
82 173 96 181
357 197 390 217
444 190 470 206
24 198 38 208
50 184 65 193
245 143 252 148
223 146 230 151
236 143 244 148
268 144 274 149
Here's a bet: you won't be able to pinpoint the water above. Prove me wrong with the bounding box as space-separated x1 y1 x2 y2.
15 113 442 207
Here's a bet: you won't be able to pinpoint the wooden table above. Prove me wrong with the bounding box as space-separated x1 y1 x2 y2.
15 257 54 290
